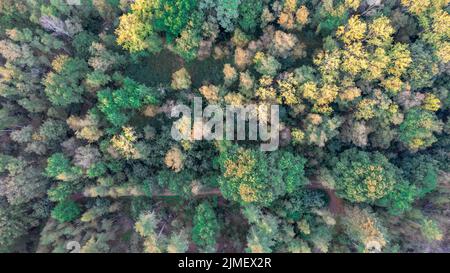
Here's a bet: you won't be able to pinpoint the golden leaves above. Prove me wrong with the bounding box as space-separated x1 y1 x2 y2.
110 127 141 159
164 146 185 173
337 16 367 45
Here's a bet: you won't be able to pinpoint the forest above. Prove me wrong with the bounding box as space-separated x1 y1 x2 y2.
0 0 448 253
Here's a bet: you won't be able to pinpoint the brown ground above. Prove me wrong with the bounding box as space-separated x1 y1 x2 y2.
307 178 345 215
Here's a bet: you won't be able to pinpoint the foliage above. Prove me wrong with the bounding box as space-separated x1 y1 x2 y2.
46 153 82 182
238 0 263 33
0 0 449 254
399 108 443 151
44 55 88 106
51 200 81 223
98 78 159 127
332 149 398 203
218 145 307 206
192 202 218 252
116 0 197 53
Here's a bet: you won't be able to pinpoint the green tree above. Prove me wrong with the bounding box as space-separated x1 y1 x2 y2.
332 148 398 203
98 78 159 127
51 200 81 223
43 55 88 106
45 153 82 182
39 119 67 142
216 0 241 32
192 202 218 252
399 108 443 151
238 0 263 33
242 205 279 253
153 0 198 42
115 0 197 53
377 178 417 215
401 154 439 198
48 183 77 202
407 41 439 90
218 144 307 206
0 204 32 252
171 12 202 61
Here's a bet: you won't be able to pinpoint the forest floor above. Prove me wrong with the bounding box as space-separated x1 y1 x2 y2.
125 49 227 89
308 181 345 215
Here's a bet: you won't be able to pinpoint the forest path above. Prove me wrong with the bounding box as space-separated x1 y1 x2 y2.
77 178 345 215
307 177 345 215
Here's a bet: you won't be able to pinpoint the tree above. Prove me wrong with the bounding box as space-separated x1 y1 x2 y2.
223 63 238 86
164 146 185 173
420 218 443 243
192 202 218 252
88 42 125 73
0 204 32 252
215 0 241 32
270 30 298 59
332 148 398 203
67 111 103 143
43 55 88 106
377 178 417 216
153 0 198 41
0 0 449 254
0 165 49 205
73 145 101 170
45 153 82 182
253 52 281 76
407 42 439 90
171 68 191 90
171 12 202 61
135 212 163 253
39 119 67 143
115 0 197 53
135 212 159 237
399 108 443 151
401 155 439 198
218 144 307 206
48 183 77 202
10 125 33 144
238 0 263 33
241 205 279 253
98 78 159 127
342 206 387 253
51 200 81 223
199 84 220 103
115 13 160 53
110 127 142 160
80 234 111 253
167 230 189 253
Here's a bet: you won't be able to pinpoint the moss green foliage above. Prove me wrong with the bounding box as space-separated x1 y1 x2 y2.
44 56 89 106
218 145 307 206
238 0 263 33
115 0 197 53
401 155 439 198
399 108 443 151
51 200 81 223
0 0 449 254
46 153 82 182
192 202 218 252
98 78 159 127
333 149 398 203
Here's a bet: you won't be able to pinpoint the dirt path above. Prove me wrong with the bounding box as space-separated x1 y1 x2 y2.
307 178 345 215
77 178 344 215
